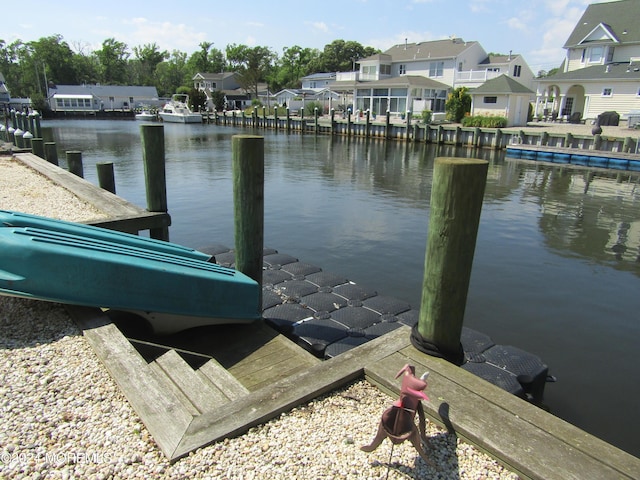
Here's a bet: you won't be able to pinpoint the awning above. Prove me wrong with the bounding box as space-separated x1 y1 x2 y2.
53 94 94 99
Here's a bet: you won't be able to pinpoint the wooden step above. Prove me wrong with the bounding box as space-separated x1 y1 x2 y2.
197 358 249 401
151 350 230 414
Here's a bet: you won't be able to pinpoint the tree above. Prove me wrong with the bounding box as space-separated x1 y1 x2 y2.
95 38 130 84
226 44 275 97
314 40 379 72
270 45 321 91
155 50 189 96
445 87 471 123
132 43 169 86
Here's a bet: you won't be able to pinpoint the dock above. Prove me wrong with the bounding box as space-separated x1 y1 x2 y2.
506 144 640 170
4 151 640 479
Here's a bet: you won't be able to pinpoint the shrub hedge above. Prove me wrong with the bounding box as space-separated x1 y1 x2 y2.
461 115 508 128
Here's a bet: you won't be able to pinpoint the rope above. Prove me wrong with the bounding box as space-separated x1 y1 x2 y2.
410 324 465 366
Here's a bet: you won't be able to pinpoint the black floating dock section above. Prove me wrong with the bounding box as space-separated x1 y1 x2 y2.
203 245 551 404
506 144 640 171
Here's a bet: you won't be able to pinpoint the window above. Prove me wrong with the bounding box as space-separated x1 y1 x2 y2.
589 46 603 63
458 62 463 72
602 88 613 97
513 65 521 77
380 64 391 75
484 96 497 104
581 49 586 63
606 47 615 63
429 61 444 77
399 64 406 75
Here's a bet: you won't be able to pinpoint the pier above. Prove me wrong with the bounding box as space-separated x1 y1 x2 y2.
2 146 638 478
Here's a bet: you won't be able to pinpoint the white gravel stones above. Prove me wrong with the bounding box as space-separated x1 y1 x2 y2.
0 297 519 480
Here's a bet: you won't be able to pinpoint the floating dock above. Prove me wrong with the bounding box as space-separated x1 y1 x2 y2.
506 144 640 171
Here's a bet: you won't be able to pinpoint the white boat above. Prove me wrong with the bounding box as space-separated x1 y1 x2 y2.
159 94 202 123
135 110 157 121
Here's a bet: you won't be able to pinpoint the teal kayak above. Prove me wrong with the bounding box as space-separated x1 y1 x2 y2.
0 210 260 334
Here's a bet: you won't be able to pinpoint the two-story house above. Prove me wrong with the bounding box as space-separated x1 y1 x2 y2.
329 37 535 119
535 0 640 122
193 72 251 110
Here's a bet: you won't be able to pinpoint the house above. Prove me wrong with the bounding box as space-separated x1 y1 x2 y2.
193 72 251 111
272 88 341 113
329 37 535 118
535 0 640 122
470 75 534 126
0 72 31 111
300 72 336 91
47 84 160 113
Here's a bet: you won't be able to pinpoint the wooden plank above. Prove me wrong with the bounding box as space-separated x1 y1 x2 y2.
13 153 170 234
364 337 640 480
171 325 411 460
66 306 192 458
148 361 199 416
153 350 229 413
197 359 249 400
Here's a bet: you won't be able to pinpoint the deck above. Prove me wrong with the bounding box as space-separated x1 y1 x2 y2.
8 151 640 479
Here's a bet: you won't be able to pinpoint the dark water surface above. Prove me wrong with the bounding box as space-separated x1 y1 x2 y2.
43 119 640 457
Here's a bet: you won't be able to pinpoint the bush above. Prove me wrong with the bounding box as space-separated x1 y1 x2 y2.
421 110 432 124
461 115 508 128
445 87 471 122
304 101 323 116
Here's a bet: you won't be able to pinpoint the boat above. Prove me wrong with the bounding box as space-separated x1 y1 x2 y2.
158 94 202 123
0 210 260 334
135 109 157 121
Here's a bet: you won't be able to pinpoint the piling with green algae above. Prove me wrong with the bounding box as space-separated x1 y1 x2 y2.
140 124 169 241
232 135 264 305
411 157 489 364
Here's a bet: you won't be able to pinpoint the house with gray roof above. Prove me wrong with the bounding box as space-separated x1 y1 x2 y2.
47 84 160 113
470 75 535 126
535 0 640 122
329 37 534 118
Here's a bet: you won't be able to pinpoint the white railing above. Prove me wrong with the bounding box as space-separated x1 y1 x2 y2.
455 70 501 82
335 71 359 82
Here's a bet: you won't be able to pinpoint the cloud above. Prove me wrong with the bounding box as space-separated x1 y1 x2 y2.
367 31 438 52
506 17 528 33
119 17 207 53
308 21 330 33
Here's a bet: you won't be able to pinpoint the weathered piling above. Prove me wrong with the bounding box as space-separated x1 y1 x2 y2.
66 151 84 178
140 124 169 241
411 157 489 364
97 162 116 193
44 142 59 166
31 138 45 158
232 135 264 300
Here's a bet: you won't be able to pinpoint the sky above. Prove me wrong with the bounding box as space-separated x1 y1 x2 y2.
5 0 619 75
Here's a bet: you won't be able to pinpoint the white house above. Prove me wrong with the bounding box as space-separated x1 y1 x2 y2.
329 37 535 117
47 85 160 113
193 72 252 111
470 75 534 127
300 72 336 91
535 0 640 122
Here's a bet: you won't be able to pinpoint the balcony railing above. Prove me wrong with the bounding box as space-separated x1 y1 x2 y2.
455 70 501 82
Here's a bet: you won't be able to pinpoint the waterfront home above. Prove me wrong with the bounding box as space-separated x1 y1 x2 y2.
535 0 640 122
301 72 336 90
470 75 535 127
47 84 160 113
272 88 341 113
192 72 251 111
329 37 535 119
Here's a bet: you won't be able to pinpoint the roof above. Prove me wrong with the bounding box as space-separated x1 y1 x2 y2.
359 53 393 63
358 75 450 90
49 84 159 98
193 72 237 81
382 38 478 62
471 75 534 95
301 72 336 80
479 54 522 65
563 0 640 48
538 61 640 82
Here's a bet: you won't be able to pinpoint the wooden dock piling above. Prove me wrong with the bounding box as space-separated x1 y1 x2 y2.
232 135 264 302
412 157 489 364
44 142 58 166
97 162 116 194
140 124 169 241
66 151 84 178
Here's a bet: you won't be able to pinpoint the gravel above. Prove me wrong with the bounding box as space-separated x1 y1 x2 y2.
0 154 519 479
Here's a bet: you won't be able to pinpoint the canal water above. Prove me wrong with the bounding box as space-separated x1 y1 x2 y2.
42 119 640 457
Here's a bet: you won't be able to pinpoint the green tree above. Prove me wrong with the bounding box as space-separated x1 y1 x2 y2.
313 40 378 72
155 50 189 96
132 43 169 86
29 35 78 86
95 38 130 84
226 44 275 97
445 87 471 122
270 45 321 90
